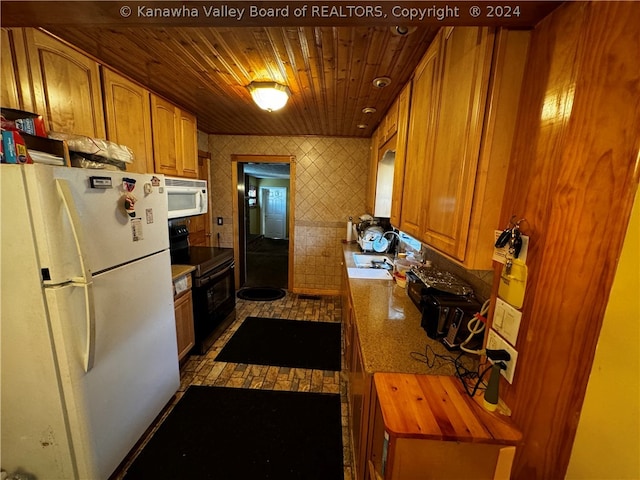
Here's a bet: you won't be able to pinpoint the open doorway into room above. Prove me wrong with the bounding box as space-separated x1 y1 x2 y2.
231 155 295 290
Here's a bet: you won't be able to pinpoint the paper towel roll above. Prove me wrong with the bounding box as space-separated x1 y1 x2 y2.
346 220 353 242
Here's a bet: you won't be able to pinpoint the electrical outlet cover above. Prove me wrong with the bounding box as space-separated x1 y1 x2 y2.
486 329 518 384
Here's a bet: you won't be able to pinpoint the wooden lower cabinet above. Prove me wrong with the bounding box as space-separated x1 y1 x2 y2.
344 264 374 480
349 332 373 480
173 279 195 361
342 262 373 479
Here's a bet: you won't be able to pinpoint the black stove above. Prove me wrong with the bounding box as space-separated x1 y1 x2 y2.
169 224 236 354
169 225 233 277
171 245 234 278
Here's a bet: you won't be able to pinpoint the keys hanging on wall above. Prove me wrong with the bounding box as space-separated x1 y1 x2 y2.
494 216 527 274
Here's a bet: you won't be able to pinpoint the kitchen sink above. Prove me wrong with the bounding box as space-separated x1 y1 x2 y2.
352 253 393 269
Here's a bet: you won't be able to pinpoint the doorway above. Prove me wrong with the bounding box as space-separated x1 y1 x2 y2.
231 155 295 290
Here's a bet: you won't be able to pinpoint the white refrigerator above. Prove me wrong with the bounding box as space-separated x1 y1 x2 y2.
1 164 180 479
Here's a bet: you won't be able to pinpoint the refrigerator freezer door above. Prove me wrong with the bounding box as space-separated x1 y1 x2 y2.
23 164 169 284
44 250 179 479
1 165 77 479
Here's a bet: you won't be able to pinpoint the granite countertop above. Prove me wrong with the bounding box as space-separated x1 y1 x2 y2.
343 244 477 377
171 264 195 281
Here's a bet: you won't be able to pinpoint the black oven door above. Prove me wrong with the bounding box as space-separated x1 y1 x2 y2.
191 261 236 354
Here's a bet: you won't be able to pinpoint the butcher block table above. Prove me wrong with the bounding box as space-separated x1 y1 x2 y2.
368 373 523 480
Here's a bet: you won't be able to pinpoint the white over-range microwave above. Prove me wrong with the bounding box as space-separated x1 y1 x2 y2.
165 176 208 219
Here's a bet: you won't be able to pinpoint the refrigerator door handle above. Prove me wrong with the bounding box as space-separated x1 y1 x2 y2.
79 281 97 372
56 179 92 283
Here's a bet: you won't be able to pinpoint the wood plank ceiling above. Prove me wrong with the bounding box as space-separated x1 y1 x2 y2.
44 26 439 137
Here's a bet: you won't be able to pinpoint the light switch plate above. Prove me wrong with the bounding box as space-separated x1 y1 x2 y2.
493 297 522 346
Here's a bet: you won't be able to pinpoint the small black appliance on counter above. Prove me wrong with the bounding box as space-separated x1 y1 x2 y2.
407 265 483 351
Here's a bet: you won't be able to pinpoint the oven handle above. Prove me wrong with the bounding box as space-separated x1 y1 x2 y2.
199 261 234 285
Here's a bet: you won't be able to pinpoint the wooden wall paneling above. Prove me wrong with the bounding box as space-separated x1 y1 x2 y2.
491 2 640 478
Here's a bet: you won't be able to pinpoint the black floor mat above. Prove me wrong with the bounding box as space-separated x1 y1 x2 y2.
237 287 286 301
215 317 342 371
124 386 344 480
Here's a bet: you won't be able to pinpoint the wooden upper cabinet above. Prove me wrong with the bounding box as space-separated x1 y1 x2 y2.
2 29 35 112
389 82 411 228
102 68 154 174
178 110 198 178
400 34 441 239
151 94 180 176
399 26 528 269
365 128 380 215
25 29 105 138
151 93 198 178
1 29 21 110
420 27 494 261
380 97 399 145
462 29 530 268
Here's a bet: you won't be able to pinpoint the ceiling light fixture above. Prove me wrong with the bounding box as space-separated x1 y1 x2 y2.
373 77 392 88
362 107 377 114
247 81 291 112
390 26 417 36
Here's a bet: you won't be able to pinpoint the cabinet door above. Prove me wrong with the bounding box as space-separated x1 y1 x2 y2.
174 290 195 361
382 98 399 144
349 332 366 478
400 35 441 238
389 82 411 228
151 94 180 176
365 129 381 215
1 29 21 110
26 29 105 138
186 215 207 246
178 109 198 178
1 28 33 112
420 27 494 260
102 68 154 174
